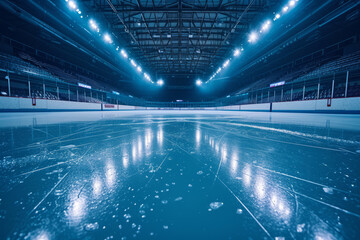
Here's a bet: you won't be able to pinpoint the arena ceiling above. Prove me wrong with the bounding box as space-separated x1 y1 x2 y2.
83 0 273 83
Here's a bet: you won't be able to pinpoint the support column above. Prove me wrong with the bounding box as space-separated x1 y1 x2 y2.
76 89 79 102
28 80 31 98
317 82 320 99
261 92 263 103
6 73 11 97
302 85 305 100
290 87 293 101
274 90 276 102
84 90 86 102
57 86 59 100
68 89 70 101
43 83 46 98
281 88 283 101
268 90 270 102
331 79 335 98
255 93 257 104
345 71 349 98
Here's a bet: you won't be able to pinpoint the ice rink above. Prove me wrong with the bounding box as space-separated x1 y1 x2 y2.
0 111 360 239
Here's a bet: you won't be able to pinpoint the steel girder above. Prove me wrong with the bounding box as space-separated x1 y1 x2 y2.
85 0 269 79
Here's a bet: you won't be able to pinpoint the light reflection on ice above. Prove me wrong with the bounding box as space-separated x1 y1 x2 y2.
242 164 252 187
33 230 50 240
105 160 116 188
215 142 219 153
92 176 102 196
145 128 152 156
68 193 87 224
157 124 163 147
137 136 143 159
122 154 129 169
230 150 238 176
255 175 266 200
132 142 137 162
270 192 291 219
314 228 337 240
221 143 227 163
195 127 201 149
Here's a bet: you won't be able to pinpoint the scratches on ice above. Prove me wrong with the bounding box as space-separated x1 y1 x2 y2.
215 121 360 145
189 120 356 154
214 132 227 182
165 134 273 239
28 172 69 216
15 145 93 177
277 184 360 219
252 165 360 198
217 177 273 239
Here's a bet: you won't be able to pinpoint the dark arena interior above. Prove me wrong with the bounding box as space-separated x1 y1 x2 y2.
1 0 360 239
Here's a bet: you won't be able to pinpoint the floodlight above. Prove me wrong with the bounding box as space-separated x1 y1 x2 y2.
121 49 128 58
223 59 230 68
248 32 258 43
157 79 164 86
103 33 113 43
130 59 137 67
233 49 241 57
68 1 77 9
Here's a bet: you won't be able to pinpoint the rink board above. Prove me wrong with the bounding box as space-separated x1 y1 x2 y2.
0 96 360 113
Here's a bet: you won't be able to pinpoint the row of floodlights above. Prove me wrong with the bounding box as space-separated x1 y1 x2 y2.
202 0 299 86
65 0 164 87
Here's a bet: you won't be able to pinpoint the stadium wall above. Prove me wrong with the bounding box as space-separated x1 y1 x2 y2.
271 97 360 113
0 96 137 112
0 96 360 113
215 97 360 113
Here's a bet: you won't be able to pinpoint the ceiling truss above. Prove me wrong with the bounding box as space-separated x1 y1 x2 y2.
86 0 269 80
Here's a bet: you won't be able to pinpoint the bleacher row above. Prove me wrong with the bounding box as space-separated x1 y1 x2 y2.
0 52 146 105
17 52 111 91
1 51 360 107
237 50 360 96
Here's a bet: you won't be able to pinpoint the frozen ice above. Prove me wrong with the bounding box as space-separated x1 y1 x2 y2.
85 222 99 231
209 202 224 210
174 197 183 202
1 111 359 239
297 223 305 233
236 209 243 214
60 145 76 149
323 187 334 194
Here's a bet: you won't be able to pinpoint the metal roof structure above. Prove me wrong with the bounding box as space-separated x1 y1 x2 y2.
84 0 272 83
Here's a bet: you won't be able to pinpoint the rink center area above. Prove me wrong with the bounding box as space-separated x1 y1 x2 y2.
0 110 360 239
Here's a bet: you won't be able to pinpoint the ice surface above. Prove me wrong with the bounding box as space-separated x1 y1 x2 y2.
174 197 183 202
84 222 99 231
209 202 224 210
323 187 334 194
297 223 305 233
0 111 360 239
